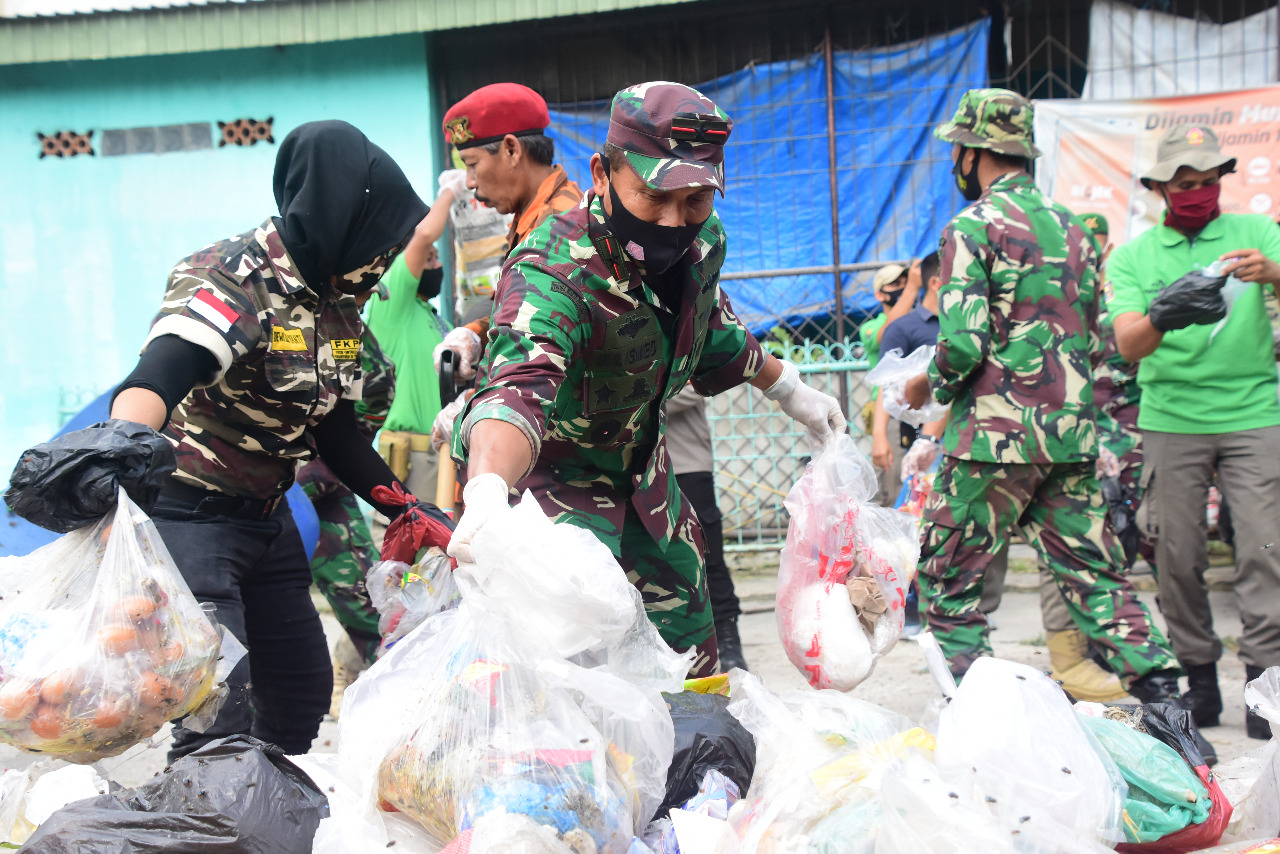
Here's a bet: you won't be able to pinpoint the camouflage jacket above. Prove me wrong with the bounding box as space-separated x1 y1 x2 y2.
453 191 766 550
928 172 1102 463
354 327 395 440
142 218 364 497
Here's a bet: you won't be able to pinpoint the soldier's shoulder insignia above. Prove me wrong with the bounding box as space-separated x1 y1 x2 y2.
444 116 473 144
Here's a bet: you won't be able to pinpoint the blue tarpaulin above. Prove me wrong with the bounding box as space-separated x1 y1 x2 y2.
547 20 989 338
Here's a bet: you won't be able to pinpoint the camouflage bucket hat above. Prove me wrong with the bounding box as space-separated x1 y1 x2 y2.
1140 124 1237 189
934 88 1042 159
606 81 733 194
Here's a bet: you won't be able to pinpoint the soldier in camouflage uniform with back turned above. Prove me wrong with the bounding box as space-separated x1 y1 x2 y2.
447 83 847 677
901 89 1215 759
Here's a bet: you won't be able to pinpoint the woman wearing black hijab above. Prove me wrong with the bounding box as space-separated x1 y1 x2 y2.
7 121 452 760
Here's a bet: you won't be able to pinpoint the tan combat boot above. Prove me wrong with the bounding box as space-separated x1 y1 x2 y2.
1047 629 1128 702
329 634 366 720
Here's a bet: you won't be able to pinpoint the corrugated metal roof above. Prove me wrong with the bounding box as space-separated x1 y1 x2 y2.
0 0 706 65
2 0 263 20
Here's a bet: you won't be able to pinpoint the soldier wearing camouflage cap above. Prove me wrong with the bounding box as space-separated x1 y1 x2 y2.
6 121 455 761
1109 123 1280 740
446 82 846 677
903 89 1212 754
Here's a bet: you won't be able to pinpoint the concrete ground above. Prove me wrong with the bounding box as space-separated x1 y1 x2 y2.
0 545 1264 794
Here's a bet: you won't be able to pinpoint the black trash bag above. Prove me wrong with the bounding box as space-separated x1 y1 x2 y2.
19 735 328 854
659 691 756 816
1148 270 1228 333
1101 474 1139 567
1137 702 1212 768
5 419 176 533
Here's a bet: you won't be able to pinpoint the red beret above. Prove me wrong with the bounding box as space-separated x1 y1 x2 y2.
442 83 550 150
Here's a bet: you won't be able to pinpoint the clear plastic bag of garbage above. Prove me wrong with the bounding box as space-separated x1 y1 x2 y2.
458 494 639 659
1217 666 1280 842
725 669 919 852
341 494 682 853
0 488 225 763
776 433 919 691
865 345 949 426
933 657 1128 848
367 551 458 652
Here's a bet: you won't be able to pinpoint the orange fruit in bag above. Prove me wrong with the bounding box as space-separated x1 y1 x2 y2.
91 698 129 731
38 669 80 705
98 624 139 654
0 680 39 720
29 704 64 740
121 596 157 623
138 672 173 708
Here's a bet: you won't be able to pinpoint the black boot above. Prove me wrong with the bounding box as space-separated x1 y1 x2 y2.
1129 669 1218 766
716 618 749 672
1184 663 1223 728
1246 664 1273 740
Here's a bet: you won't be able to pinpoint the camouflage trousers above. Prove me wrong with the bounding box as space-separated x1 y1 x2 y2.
918 456 1177 683
296 460 381 664
553 499 717 678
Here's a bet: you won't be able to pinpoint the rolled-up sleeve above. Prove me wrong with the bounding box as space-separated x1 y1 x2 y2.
691 286 767 395
141 267 261 385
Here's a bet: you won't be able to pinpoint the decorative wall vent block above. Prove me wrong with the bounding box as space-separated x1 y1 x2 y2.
37 130 94 158
217 117 274 147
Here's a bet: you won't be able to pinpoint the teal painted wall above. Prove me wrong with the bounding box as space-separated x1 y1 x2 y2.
0 34 435 476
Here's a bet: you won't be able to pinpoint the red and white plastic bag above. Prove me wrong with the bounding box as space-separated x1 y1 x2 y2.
776 434 919 691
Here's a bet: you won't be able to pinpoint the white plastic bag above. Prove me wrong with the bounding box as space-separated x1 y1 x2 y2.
776 433 919 691
725 669 918 853
933 657 1127 848
0 489 225 763
1203 259 1251 343
1219 667 1280 841
865 345 949 426
460 493 638 659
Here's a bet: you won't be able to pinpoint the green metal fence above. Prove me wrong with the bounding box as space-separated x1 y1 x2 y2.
707 334 879 552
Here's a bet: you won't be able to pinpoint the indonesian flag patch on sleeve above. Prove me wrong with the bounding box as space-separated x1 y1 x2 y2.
186 288 239 333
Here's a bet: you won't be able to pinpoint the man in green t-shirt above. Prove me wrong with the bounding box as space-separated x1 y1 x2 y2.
1110 124 1280 740
366 205 452 501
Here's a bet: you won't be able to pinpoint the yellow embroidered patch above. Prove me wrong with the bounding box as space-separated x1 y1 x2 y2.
331 338 360 360
270 327 307 351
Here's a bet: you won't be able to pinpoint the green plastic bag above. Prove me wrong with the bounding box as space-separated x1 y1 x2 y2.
1079 714 1210 843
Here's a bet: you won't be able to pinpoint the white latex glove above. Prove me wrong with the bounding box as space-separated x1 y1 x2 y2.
438 168 469 200
433 326 483 381
1096 446 1121 480
900 437 942 482
431 395 467 452
764 361 847 450
447 473 510 565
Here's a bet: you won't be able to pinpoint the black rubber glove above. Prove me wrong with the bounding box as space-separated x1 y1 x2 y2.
5 419 176 533
1148 270 1228 333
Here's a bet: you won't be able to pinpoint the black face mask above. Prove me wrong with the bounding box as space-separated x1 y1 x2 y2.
952 148 983 202
602 177 707 276
882 287 904 308
417 267 444 300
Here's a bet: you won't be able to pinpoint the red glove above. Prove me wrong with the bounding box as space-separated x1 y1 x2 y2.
372 483 454 564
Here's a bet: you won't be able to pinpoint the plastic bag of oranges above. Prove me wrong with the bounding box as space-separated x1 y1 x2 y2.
0 488 227 763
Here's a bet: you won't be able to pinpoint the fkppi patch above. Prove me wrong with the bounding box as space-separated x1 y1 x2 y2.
331 338 360 360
